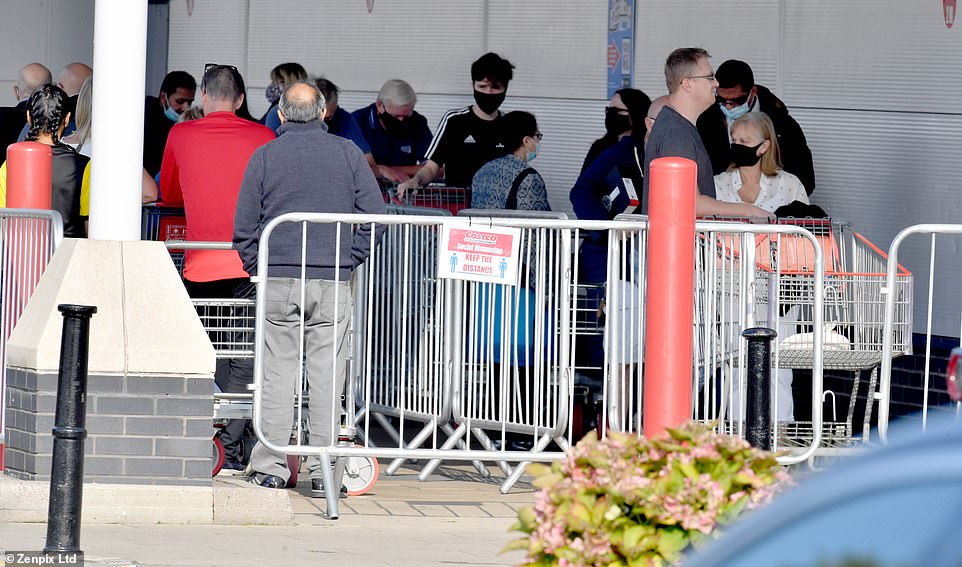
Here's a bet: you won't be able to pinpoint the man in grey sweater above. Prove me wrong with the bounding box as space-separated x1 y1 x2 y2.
234 82 386 492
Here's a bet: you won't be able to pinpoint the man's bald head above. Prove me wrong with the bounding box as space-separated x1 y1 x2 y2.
57 63 93 96
644 95 671 144
16 63 52 101
278 82 326 123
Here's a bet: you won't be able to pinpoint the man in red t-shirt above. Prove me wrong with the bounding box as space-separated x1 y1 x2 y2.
159 64 274 470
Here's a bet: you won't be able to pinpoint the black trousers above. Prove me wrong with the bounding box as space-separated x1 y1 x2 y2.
186 277 255 464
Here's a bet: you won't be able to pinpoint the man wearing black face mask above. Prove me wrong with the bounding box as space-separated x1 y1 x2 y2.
397 52 514 197
353 79 433 184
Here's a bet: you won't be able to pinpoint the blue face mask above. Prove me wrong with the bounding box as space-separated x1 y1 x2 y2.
163 103 181 123
719 93 754 121
526 142 540 162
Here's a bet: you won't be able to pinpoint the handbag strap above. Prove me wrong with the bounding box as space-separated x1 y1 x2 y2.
505 167 538 210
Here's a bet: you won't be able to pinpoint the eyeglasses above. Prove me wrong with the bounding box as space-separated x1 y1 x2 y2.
605 106 629 115
532 132 543 141
716 92 751 107
687 74 715 82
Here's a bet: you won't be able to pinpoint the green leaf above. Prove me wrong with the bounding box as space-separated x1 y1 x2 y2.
656 528 689 559
502 537 532 553
515 506 537 531
533 472 564 490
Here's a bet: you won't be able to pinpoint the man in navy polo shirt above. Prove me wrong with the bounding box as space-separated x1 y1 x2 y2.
352 79 433 184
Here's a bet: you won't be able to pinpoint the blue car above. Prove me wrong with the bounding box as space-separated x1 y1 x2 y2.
682 412 962 567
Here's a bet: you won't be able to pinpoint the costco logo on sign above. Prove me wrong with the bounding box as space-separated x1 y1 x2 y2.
438 225 522 285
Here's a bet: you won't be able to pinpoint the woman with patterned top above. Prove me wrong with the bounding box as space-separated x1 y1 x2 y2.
713 111 808 214
470 110 550 211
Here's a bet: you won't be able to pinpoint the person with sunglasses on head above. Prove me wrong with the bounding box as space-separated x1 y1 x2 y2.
159 63 275 472
471 111 549 211
697 59 815 195
643 48 770 220
397 52 514 199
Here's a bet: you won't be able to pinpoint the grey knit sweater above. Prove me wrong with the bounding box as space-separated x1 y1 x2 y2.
233 120 387 280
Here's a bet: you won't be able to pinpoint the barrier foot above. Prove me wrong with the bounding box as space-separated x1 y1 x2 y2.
468 427 511 477
439 424 490 477
319 452 340 520
499 433 555 494
373 412 402 446
386 421 437 476
416 424 467 481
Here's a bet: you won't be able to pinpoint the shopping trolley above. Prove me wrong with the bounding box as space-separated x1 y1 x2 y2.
705 218 913 453
382 184 471 216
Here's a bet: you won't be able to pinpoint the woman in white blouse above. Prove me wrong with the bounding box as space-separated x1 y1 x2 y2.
713 112 808 213
716 112 810 423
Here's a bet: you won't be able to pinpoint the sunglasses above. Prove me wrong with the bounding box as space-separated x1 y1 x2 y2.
204 63 239 77
716 92 751 107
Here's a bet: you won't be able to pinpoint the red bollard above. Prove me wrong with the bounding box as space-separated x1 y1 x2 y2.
7 141 53 209
643 157 697 439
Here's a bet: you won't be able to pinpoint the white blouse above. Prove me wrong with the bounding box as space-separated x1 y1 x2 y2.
713 169 809 213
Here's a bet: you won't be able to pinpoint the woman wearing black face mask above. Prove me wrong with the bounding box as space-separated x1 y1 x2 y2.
579 88 651 175
713 112 808 213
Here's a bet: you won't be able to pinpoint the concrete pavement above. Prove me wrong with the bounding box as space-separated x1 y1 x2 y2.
1 463 535 566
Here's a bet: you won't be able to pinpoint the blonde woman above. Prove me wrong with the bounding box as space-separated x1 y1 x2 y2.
713 111 808 213
63 76 158 203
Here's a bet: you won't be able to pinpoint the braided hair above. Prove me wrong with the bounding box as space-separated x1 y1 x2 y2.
26 84 68 144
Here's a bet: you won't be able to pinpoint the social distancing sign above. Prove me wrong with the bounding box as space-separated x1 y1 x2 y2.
438 225 522 285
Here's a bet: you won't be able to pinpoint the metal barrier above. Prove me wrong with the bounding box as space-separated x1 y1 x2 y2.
879 224 961 440
605 217 830 464
0 209 64 451
247 212 840 518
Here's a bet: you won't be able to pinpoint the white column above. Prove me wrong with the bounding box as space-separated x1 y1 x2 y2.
88 0 148 241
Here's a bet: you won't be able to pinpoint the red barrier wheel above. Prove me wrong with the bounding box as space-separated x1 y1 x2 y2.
212 435 225 477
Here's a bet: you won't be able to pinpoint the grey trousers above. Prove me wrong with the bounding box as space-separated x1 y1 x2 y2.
250 277 352 481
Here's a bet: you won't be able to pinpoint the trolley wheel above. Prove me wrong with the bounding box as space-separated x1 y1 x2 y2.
341 451 379 496
212 435 225 477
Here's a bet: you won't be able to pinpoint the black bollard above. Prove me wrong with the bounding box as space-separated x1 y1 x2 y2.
44 304 97 554
742 327 777 451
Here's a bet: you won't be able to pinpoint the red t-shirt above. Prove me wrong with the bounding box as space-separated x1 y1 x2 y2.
159 112 275 282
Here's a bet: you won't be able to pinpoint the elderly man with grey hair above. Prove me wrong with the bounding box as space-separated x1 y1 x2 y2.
235 82 386 494
352 78 434 183
1 63 52 149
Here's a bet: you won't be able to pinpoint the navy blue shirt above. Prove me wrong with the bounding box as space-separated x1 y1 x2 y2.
351 103 433 167
267 105 371 154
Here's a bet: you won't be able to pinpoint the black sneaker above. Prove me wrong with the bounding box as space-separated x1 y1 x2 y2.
311 478 348 499
250 473 286 489
222 459 246 471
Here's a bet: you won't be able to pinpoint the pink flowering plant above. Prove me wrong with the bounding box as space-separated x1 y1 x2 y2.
506 421 792 566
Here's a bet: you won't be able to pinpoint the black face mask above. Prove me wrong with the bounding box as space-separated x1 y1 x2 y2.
604 109 631 137
379 111 407 135
731 142 763 167
473 90 506 114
